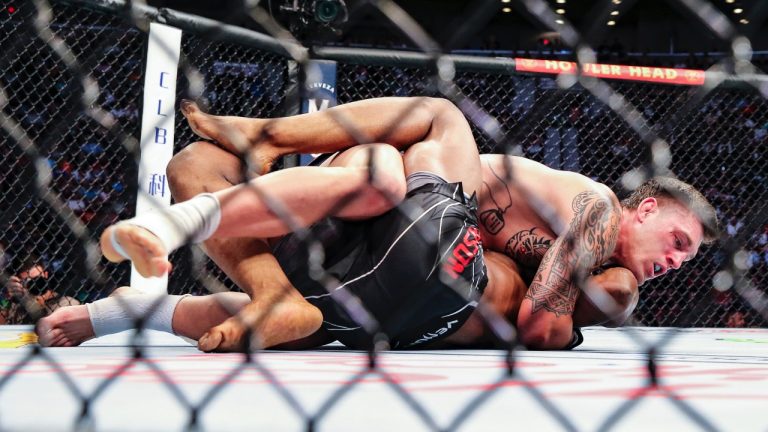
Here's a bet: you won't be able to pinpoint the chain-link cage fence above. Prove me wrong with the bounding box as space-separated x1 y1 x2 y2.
0 1 293 315
3 0 765 327
1 1 146 320
1 0 767 429
336 65 768 327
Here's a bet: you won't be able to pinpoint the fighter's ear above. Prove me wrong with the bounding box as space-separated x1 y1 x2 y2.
636 197 658 222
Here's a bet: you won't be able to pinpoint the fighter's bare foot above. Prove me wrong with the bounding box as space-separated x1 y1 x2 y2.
197 300 322 352
197 301 262 352
100 224 172 278
198 316 249 352
36 306 94 347
180 100 278 174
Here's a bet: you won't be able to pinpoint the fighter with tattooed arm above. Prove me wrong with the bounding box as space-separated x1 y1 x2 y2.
37 97 718 351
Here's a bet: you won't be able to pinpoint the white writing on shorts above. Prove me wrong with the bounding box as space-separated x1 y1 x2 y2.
409 320 459 346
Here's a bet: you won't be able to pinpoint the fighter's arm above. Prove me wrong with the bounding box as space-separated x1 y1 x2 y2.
517 190 622 349
439 252 636 348
573 267 639 328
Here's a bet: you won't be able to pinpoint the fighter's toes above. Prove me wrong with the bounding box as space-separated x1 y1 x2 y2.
35 305 95 347
101 225 171 278
38 326 62 347
180 100 214 140
198 330 223 352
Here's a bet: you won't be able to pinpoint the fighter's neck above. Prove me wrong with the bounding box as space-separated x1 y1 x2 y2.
610 206 633 265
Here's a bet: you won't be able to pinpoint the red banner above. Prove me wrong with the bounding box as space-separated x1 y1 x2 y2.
514 58 706 86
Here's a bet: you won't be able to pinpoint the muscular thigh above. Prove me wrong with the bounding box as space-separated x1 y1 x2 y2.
322 143 405 172
401 103 482 196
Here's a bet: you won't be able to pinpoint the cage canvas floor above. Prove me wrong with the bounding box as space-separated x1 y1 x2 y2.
0 326 764 432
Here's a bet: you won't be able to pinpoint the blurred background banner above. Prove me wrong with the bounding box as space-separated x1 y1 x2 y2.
300 59 338 165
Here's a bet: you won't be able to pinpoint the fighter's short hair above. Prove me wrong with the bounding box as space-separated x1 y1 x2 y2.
621 177 720 244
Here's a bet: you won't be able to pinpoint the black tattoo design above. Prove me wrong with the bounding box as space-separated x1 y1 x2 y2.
479 164 514 234
505 227 552 268
525 190 620 317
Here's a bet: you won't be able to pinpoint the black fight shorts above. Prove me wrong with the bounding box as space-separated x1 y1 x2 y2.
272 178 487 349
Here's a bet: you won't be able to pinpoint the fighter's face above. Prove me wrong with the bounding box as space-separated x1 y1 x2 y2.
622 198 704 285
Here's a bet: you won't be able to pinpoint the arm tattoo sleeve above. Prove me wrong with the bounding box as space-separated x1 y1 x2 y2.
525 190 621 317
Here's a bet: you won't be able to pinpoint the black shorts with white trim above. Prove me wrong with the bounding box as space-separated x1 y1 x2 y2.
272 176 488 349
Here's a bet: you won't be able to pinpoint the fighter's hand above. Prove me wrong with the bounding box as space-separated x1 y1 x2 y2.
197 315 251 353
573 267 639 327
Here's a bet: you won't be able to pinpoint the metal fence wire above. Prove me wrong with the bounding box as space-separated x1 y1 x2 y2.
338 66 768 327
0 0 767 430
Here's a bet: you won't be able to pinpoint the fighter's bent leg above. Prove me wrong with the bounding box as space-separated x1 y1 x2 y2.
401 98 482 195
167 142 323 351
211 145 405 238
36 289 252 347
197 142 406 351
102 97 463 273
181 97 455 165
100 144 407 276
317 143 406 219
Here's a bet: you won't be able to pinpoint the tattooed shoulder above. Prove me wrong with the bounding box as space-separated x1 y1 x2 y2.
524 189 620 317
568 190 621 265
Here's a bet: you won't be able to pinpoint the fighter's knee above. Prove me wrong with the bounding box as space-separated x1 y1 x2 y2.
371 162 407 203
167 142 206 186
167 141 244 199
168 142 217 176
363 172 406 215
422 97 463 121
296 300 323 330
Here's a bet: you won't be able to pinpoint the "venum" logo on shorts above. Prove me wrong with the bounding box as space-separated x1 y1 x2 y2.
442 226 481 279
409 319 460 346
